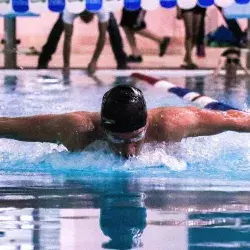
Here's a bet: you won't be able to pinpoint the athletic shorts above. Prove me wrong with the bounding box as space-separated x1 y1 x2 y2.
181 5 206 15
120 8 146 31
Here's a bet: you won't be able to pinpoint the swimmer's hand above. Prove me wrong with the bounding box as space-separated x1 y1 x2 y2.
87 61 97 76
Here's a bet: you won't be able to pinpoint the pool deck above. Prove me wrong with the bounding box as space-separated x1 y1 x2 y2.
0 46 248 70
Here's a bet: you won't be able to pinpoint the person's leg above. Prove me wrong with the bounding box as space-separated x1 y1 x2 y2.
123 27 141 56
193 12 204 55
136 28 162 44
37 14 64 69
107 13 128 69
182 11 194 65
136 28 171 57
196 13 206 57
120 8 142 62
194 14 205 41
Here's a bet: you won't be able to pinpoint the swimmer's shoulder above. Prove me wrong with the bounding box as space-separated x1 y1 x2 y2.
64 111 101 131
60 111 102 150
148 106 199 118
148 106 200 141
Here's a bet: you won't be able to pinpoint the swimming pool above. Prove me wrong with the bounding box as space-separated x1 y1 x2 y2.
0 70 249 249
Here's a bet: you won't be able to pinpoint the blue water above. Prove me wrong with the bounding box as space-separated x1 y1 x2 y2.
0 70 249 249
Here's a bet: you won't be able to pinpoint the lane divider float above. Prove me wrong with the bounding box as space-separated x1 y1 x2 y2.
131 72 240 111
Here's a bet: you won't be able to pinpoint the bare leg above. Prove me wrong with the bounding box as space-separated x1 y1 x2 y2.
182 11 194 65
123 27 141 56
137 28 171 57
136 28 163 44
193 13 204 49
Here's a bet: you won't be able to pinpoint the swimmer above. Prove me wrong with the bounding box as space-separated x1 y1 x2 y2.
213 47 249 79
0 85 249 158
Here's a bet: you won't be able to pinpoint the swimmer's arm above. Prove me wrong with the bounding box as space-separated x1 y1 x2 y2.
63 23 73 70
186 107 250 137
0 114 72 143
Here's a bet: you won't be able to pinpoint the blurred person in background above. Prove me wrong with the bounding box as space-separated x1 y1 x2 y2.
216 6 246 48
120 8 171 63
177 5 206 69
37 11 128 73
62 9 108 76
195 6 246 58
37 14 63 69
213 47 249 79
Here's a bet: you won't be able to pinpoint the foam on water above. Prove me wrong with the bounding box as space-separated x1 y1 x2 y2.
0 129 249 183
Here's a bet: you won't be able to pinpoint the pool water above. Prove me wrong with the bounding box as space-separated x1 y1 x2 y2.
0 70 249 249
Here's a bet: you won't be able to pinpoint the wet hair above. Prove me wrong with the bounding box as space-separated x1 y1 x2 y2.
221 47 241 57
101 85 147 133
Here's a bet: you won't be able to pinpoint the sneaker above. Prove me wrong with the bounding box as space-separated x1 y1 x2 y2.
180 63 199 69
159 37 170 57
37 64 48 69
196 44 206 57
127 55 143 63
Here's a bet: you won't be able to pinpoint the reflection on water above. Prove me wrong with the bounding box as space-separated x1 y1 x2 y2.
184 74 249 111
189 213 250 249
0 177 250 249
100 193 146 249
3 75 18 92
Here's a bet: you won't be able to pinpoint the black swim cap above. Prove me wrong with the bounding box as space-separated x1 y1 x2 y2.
101 85 147 133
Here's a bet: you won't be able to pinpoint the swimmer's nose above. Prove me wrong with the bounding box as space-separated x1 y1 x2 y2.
121 143 136 158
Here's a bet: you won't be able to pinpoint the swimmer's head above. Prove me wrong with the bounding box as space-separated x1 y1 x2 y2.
222 47 241 75
101 85 147 158
101 85 147 133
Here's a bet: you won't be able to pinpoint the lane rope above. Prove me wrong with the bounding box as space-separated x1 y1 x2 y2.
131 72 241 111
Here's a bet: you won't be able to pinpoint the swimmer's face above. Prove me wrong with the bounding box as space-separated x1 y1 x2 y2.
105 127 147 158
225 54 240 71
